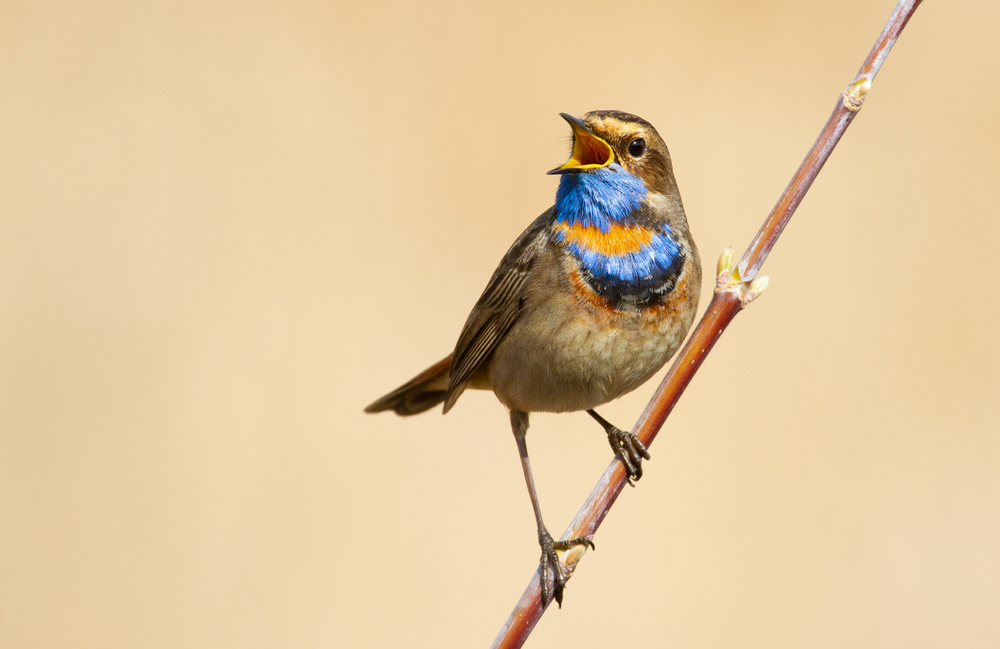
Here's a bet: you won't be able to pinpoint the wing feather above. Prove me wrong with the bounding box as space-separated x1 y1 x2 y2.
442 208 555 412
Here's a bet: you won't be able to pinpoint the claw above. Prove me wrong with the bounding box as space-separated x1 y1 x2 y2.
538 530 594 606
606 426 651 486
538 530 562 605
588 410 651 485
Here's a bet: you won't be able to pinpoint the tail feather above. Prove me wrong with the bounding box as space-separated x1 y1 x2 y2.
364 355 453 416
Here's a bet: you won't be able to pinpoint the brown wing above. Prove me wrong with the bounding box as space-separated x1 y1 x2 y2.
442 208 556 412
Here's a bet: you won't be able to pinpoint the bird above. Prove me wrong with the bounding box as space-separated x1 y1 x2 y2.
365 110 702 605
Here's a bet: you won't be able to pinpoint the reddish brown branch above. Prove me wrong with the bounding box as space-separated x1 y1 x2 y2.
491 1 924 647
737 0 923 282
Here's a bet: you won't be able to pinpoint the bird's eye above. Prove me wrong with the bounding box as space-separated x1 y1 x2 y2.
627 138 646 157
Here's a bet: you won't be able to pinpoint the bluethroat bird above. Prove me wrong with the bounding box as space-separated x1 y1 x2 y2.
366 111 702 605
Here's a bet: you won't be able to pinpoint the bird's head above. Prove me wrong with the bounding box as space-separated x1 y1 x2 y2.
548 111 675 194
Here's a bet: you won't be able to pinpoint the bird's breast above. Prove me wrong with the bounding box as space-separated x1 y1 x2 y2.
553 220 686 311
485 230 699 413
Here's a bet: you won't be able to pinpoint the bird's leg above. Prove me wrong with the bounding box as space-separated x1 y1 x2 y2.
510 410 594 607
587 409 651 486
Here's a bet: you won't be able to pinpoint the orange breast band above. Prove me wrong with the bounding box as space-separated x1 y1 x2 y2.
554 222 654 256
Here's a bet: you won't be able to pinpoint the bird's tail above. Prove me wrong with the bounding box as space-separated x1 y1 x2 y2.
364 354 453 416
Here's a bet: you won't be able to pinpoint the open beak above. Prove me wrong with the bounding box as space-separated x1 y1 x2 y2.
547 113 615 175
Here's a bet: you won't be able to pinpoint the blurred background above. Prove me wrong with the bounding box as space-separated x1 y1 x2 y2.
2 1 998 647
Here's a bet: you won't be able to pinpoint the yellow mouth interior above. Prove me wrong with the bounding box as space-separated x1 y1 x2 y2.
559 121 614 171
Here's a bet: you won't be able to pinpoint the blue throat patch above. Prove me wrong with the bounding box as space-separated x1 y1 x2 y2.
554 164 684 308
555 163 647 231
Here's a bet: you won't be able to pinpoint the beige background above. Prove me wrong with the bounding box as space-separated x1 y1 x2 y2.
2 1 999 647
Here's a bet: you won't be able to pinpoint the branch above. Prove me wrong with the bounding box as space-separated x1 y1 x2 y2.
491 1 924 646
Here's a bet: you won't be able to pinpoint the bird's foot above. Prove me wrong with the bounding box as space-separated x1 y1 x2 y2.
538 529 594 607
606 426 651 486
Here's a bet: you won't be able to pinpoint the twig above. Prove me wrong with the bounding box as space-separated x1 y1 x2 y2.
491 1 924 647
